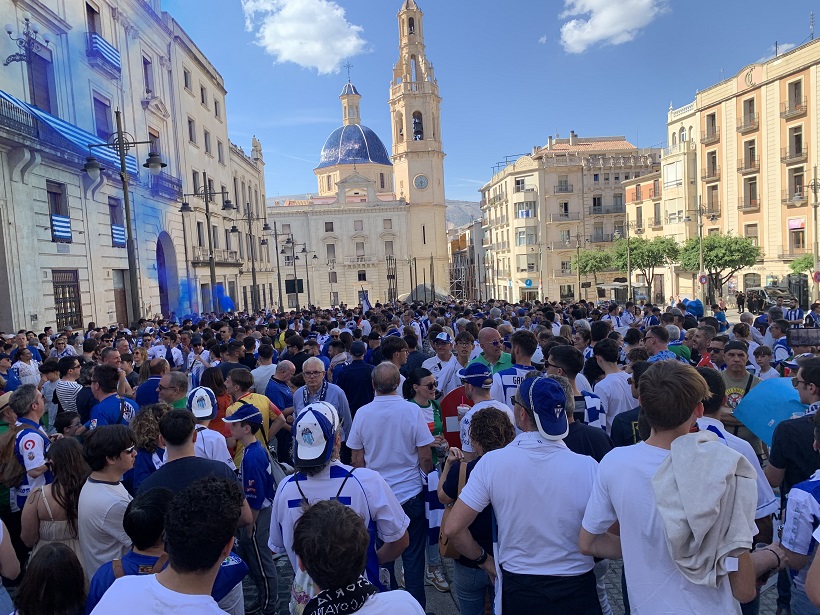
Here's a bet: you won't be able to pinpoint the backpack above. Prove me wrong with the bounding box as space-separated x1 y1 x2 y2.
0 425 27 488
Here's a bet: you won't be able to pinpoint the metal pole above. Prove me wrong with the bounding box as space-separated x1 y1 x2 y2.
414 258 419 300
304 250 312 307
247 204 258 313
813 165 819 302
291 237 300 311
698 197 706 307
273 221 284 310
116 110 141 323
626 216 632 303
203 172 219 314
576 226 582 302
180 212 193 314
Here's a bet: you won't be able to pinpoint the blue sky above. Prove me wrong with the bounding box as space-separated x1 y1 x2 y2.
163 0 818 202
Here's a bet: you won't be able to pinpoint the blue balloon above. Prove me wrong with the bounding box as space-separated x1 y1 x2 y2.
733 377 807 447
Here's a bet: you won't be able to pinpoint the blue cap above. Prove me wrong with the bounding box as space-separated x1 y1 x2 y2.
383 329 401 339
517 377 568 441
433 332 453 344
458 363 493 388
783 353 815 369
222 403 263 425
187 386 217 420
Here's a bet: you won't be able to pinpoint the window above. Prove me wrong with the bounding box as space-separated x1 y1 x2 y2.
224 229 232 251
743 98 755 121
560 229 571 244
326 243 336 261
183 68 192 91
789 80 803 108
207 178 215 199
614 174 620 182
282 223 291 235
412 111 424 140
212 225 219 249
357 270 367 282
108 196 123 226
624 173 631 180
788 125 804 155
196 221 204 247
385 240 394 256
52 270 82 330
635 185 642 201
214 98 221 119
383 219 392 230
514 178 526 192
142 56 154 96
217 140 224 164
86 3 100 34
192 170 200 193
204 129 211 155
593 174 599 182
791 167 805 197
220 185 228 205
92 95 112 140
516 230 526 246
517 202 535 218
30 51 55 114
325 221 334 233
200 85 208 107
329 271 337 283
379 173 385 189
705 112 717 138
592 196 602 210
558 202 569 216
187 117 196 144
745 224 759 246
613 193 623 207
653 202 662 221
148 127 161 155
47 181 68 216
636 206 643 228
791 229 806 250
744 177 758 206
422 225 427 245
354 219 364 231
355 241 365 257
560 260 572 272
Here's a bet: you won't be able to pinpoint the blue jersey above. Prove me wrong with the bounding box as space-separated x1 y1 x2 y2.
489 364 537 409
85 395 137 431
240 440 276 510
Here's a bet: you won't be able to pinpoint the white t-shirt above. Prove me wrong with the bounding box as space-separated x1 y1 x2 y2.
756 367 780 381
78 479 133 578
90 573 226 614
421 354 461 396
194 425 236 471
346 395 435 503
582 442 741 614
459 399 515 453
489 364 537 409
458 432 597 576
250 364 277 394
356 590 425 614
593 371 636 433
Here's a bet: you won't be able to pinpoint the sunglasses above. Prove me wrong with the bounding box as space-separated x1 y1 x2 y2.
303 371 325 376
511 395 523 407
123 445 136 455
708 348 723 354
418 382 437 390
792 377 810 388
157 384 177 391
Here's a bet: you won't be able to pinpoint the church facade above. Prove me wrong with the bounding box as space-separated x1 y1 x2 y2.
266 0 450 308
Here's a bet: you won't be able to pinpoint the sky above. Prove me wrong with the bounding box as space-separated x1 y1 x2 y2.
162 0 820 203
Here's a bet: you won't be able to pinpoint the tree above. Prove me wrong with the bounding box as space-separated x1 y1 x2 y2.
679 233 762 304
573 248 613 299
612 236 679 303
790 253 815 277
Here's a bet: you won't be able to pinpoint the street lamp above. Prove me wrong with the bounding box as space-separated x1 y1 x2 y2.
613 214 642 303
230 202 271 312
4 15 51 108
179 175 233 313
82 110 166 323
684 197 717 307
300 246 318 307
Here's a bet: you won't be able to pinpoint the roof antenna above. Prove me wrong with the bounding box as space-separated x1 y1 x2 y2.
343 61 353 82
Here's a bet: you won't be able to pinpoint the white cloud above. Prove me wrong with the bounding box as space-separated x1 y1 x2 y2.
757 42 796 63
241 0 367 75
538 35 548 44
559 0 667 54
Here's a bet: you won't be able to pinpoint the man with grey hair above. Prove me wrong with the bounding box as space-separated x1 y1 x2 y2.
665 324 691 362
348 362 434 610
737 312 766 345
269 400 409 611
157 370 189 409
9 384 51 508
759 306 784 348
292 357 352 441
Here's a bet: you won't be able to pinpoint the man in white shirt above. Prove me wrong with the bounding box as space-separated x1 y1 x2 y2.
489 330 539 409
580 360 763 614
347 363 434 611
422 332 461 396
250 344 277 393
456 362 515 461
592 339 636 433
91 476 245 615
444 376 600 614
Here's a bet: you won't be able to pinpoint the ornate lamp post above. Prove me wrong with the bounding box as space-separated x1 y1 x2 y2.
4 15 51 107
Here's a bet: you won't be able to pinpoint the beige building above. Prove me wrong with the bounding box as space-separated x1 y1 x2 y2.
480 133 659 303
266 0 449 308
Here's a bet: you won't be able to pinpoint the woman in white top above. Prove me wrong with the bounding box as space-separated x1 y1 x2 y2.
12 347 41 386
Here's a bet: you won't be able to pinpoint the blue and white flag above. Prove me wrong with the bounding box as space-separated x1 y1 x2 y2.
361 287 373 312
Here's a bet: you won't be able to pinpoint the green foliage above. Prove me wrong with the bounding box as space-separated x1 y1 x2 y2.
679 233 762 288
790 253 815 276
572 248 613 275
612 237 679 299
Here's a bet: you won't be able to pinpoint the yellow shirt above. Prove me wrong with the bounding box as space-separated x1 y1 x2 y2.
227 392 281 467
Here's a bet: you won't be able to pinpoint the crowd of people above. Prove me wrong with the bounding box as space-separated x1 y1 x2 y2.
0 295 819 614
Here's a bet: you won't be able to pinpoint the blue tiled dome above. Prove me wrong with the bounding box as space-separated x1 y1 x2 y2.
341 82 360 96
317 124 392 169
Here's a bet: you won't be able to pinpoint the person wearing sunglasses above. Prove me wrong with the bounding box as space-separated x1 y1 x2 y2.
470 328 512 375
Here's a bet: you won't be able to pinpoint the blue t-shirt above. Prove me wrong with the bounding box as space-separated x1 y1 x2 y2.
86 550 248 614
0 369 20 393
134 377 162 408
265 378 293 412
85 395 137 431
240 440 275 511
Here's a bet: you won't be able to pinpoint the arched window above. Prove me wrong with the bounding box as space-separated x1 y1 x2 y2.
680 127 686 142
408 18 415 34
395 112 404 142
412 111 424 140
411 55 418 82
671 133 677 146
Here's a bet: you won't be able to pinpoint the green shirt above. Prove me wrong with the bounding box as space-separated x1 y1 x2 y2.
469 352 513 374
668 343 691 361
411 398 443 464
171 397 188 410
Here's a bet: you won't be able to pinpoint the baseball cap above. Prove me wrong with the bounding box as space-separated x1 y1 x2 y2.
187 386 217 420
0 353 11 361
433 332 453 345
222 403 263 425
350 341 367 357
143 326 155 335
783 352 816 370
458 363 493 388
367 331 381 341
516 376 568 441
293 401 340 467
532 346 545 366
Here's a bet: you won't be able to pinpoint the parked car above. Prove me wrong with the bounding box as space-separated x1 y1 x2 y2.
744 286 797 311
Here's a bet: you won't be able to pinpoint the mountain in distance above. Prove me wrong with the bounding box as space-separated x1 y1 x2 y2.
446 199 481 228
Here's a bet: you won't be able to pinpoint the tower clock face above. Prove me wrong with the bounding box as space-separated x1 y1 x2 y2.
414 174 429 190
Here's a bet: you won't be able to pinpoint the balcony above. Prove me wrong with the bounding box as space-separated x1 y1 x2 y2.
550 240 576 250
488 192 507 206
781 144 808 165
781 97 807 119
554 184 573 194
588 204 625 215
702 165 720 182
549 212 581 222
482 236 491 247
737 197 760 212
517 264 540 273
86 32 122 79
589 233 614 243
737 157 760 174
778 248 810 259
343 256 379 265
481 217 490 229
737 113 759 133
703 204 721 219
50 214 72 243
783 190 808 207
111 224 126 247
512 186 537 202
149 171 183 200
648 217 663 229
191 246 242 266
0 96 37 138
553 268 574 277
701 126 720 145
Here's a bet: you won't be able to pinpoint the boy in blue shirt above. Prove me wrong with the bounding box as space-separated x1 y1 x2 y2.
224 404 278 615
